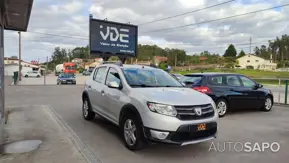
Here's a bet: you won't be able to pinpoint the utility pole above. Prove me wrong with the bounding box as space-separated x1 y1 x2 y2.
0 16 5 120
175 54 177 67
18 31 21 82
249 37 252 55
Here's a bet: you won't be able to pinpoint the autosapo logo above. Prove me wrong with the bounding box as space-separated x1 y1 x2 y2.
100 25 129 43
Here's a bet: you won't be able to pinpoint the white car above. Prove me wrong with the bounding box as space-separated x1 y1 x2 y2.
23 71 41 78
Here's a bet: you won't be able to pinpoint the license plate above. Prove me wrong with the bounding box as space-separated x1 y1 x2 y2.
197 123 207 131
67 82 72 84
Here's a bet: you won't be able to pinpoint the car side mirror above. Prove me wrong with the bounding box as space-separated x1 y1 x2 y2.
108 81 121 89
255 84 263 88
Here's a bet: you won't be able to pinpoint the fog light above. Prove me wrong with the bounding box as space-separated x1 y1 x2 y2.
150 130 169 140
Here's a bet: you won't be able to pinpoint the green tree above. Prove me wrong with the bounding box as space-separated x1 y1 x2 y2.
224 44 237 57
238 50 246 58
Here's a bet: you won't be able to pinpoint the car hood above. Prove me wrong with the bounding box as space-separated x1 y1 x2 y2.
133 87 212 106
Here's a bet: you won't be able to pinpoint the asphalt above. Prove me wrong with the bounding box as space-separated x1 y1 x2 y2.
4 84 289 163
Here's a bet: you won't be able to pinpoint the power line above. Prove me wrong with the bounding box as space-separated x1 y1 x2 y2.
138 0 236 26
28 31 88 40
142 3 289 34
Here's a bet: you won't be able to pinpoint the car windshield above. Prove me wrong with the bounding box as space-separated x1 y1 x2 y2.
60 73 74 78
122 67 183 88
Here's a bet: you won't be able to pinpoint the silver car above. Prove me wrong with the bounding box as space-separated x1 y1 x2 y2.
82 63 218 151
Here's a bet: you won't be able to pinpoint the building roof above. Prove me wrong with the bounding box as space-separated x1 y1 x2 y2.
1 0 34 31
154 56 168 61
237 54 267 61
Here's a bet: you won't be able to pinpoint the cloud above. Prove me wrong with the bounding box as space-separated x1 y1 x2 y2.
3 0 289 62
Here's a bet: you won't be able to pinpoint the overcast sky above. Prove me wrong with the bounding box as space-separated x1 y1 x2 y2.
3 0 289 62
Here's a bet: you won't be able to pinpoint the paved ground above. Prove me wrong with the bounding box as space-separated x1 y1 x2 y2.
4 84 289 163
18 74 89 85
1 105 86 163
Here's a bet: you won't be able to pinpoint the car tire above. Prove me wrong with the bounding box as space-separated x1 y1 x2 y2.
25 75 28 78
37 75 40 78
82 97 95 121
261 96 273 112
120 113 146 151
216 99 228 118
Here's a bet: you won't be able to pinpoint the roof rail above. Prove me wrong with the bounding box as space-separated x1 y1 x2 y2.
102 61 123 66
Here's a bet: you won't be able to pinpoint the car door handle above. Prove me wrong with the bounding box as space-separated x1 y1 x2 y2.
101 90 105 94
87 85 92 89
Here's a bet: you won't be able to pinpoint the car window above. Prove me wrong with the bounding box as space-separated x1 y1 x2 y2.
105 68 121 86
181 75 203 84
93 68 98 80
209 76 223 85
226 75 241 87
94 67 106 83
240 76 256 87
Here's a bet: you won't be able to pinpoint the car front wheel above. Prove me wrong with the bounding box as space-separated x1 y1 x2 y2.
121 113 146 151
261 96 273 112
82 98 95 120
216 99 228 117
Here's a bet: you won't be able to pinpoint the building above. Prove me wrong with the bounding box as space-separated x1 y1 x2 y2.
4 57 45 76
153 56 168 66
71 58 83 63
237 54 277 71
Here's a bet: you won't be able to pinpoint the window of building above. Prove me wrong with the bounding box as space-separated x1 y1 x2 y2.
247 60 250 63
255 60 259 62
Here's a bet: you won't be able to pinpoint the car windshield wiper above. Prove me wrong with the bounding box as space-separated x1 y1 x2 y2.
129 84 156 87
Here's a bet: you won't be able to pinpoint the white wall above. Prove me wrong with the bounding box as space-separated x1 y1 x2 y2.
4 65 33 76
237 55 265 69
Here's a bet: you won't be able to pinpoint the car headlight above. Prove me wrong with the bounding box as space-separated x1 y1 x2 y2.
62 80 66 82
147 102 177 117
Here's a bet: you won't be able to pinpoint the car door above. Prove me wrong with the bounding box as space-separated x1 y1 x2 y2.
224 75 249 109
102 67 125 124
238 75 265 108
89 66 108 116
207 75 230 100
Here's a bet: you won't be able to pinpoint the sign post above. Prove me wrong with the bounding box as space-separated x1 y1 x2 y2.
89 16 138 62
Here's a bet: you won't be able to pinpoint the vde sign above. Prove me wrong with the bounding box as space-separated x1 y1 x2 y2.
100 25 129 43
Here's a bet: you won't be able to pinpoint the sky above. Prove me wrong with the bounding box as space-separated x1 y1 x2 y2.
3 0 289 62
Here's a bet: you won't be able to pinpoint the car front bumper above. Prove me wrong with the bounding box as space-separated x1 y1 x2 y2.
143 122 217 145
60 80 76 84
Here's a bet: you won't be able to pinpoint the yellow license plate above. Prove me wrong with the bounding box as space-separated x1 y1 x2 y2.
197 123 207 131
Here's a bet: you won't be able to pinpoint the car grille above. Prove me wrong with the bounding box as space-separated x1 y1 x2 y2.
174 104 215 120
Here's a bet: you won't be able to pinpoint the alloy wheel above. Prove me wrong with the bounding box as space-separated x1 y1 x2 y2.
124 119 137 146
83 100 89 118
265 97 272 111
217 101 227 116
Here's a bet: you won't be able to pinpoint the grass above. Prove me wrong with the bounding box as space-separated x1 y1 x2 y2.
174 68 289 85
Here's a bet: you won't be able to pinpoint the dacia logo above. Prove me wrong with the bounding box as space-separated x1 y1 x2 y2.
194 107 202 116
100 25 129 43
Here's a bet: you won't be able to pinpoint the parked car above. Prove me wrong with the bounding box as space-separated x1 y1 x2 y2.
23 71 41 78
180 73 274 117
82 70 91 76
82 63 218 151
170 73 183 80
57 73 76 85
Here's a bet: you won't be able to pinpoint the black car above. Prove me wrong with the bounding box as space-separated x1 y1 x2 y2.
57 73 76 85
180 73 273 117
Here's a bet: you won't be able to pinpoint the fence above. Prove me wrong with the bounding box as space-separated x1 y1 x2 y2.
252 78 289 104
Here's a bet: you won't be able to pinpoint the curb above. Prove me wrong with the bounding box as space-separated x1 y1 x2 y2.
45 104 102 163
